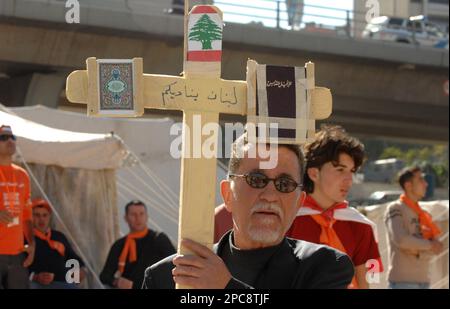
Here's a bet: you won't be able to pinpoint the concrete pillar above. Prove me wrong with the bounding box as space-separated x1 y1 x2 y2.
0 72 66 108
0 0 15 15
377 0 410 18
422 0 429 16
0 74 32 107
353 0 368 38
23 73 66 107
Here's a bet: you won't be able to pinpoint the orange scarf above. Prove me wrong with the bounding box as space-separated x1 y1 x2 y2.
400 194 441 240
33 229 65 256
310 214 347 253
118 228 149 274
305 196 358 288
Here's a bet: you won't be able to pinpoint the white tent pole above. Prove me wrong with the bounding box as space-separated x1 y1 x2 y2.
117 179 178 223
121 168 178 216
123 166 178 215
117 180 178 225
134 159 179 204
122 144 179 204
117 174 178 219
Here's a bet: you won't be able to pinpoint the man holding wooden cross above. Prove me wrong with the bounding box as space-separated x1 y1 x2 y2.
142 132 354 289
65 3 353 289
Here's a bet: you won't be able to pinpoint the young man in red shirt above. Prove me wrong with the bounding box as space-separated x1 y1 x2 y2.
287 125 382 288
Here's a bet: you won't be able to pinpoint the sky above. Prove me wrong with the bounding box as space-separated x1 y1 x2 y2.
214 0 354 29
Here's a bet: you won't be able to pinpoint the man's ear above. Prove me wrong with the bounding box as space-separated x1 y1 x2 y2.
220 180 233 213
307 167 319 183
297 191 306 210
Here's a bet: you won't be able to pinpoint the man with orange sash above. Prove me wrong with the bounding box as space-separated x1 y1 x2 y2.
287 125 382 289
385 166 443 289
0 125 35 289
100 200 175 289
29 198 86 289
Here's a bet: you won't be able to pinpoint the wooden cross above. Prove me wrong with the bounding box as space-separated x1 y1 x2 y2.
65 2 331 288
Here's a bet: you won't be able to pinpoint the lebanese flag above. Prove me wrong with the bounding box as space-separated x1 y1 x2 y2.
187 6 223 62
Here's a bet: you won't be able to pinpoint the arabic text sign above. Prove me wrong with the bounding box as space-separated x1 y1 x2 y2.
139 74 247 115
162 82 237 106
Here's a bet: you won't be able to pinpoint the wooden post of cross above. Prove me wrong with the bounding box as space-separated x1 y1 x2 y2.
65 2 332 289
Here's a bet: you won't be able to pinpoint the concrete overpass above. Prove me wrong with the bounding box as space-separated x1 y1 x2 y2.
0 0 448 142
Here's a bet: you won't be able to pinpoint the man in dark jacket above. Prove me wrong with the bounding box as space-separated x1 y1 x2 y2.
143 133 354 289
29 198 86 289
100 200 175 289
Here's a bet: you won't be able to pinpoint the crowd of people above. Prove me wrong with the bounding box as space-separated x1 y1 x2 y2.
0 124 445 289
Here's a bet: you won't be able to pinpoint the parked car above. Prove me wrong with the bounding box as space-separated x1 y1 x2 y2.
362 15 449 49
367 190 402 205
349 190 402 208
362 158 405 183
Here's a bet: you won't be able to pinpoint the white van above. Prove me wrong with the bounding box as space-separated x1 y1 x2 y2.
362 15 448 49
362 158 405 183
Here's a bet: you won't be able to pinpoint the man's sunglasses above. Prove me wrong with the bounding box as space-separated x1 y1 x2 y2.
0 135 16 142
228 172 302 193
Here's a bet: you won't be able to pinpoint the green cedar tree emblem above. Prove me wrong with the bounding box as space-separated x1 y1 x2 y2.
189 14 222 50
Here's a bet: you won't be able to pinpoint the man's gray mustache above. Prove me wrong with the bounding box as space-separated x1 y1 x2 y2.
251 203 283 220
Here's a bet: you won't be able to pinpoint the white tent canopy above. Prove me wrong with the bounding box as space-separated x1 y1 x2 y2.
1 105 129 170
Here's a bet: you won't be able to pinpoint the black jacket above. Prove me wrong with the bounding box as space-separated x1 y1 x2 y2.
100 230 175 289
142 231 354 289
29 229 85 282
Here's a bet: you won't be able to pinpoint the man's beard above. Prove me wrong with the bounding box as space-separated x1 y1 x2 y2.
247 202 284 244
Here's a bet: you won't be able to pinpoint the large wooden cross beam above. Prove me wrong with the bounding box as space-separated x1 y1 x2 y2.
65 3 331 289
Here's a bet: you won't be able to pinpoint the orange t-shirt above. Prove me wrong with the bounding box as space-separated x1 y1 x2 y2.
0 164 32 255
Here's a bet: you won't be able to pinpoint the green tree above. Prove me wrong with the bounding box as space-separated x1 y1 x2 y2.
432 164 448 187
405 148 420 165
189 14 222 50
377 144 448 188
